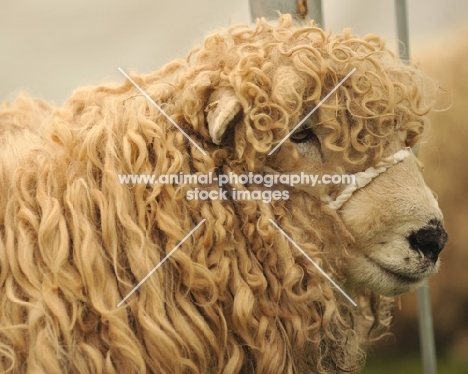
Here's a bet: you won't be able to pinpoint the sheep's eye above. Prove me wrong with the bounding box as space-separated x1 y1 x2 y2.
290 129 317 143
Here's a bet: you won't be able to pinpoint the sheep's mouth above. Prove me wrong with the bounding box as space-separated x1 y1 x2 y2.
365 256 425 284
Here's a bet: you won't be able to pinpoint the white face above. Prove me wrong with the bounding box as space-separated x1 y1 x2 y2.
339 154 447 296
289 128 448 296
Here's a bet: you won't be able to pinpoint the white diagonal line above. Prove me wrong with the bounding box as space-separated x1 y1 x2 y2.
269 219 357 306
118 67 207 156
268 68 356 156
117 219 206 307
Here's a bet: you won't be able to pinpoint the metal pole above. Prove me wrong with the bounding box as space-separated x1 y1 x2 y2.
395 0 410 61
249 0 296 21
307 0 324 27
395 1 438 373
417 282 438 374
249 0 324 27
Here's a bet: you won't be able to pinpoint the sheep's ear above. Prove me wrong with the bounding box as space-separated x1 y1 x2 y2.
205 87 242 145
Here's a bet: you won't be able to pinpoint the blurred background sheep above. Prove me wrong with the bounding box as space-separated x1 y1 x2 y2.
1 1 467 372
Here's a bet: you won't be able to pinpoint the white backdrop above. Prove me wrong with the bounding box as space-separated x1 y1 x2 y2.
1 0 467 102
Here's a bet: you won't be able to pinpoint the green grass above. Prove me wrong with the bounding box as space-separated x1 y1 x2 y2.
361 355 468 374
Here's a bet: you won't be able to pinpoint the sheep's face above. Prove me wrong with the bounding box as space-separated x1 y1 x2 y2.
338 148 447 296
287 128 448 297
205 87 447 297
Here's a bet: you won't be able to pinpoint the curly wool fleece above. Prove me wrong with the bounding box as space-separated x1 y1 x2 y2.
0 14 436 374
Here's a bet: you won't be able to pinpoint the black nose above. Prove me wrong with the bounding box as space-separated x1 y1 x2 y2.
407 220 448 262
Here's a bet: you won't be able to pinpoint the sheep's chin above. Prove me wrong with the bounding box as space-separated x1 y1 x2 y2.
345 243 440 296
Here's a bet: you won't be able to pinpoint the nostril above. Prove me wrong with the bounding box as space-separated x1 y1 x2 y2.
407 222 448 262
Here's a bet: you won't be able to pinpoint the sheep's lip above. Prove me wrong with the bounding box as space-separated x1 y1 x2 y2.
365 256 425 284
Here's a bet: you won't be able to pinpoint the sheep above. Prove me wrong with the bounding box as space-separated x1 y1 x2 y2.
0 15 448 374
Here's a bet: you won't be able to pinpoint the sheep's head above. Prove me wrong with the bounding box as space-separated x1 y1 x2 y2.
198 17 447 298
338 148 447 296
